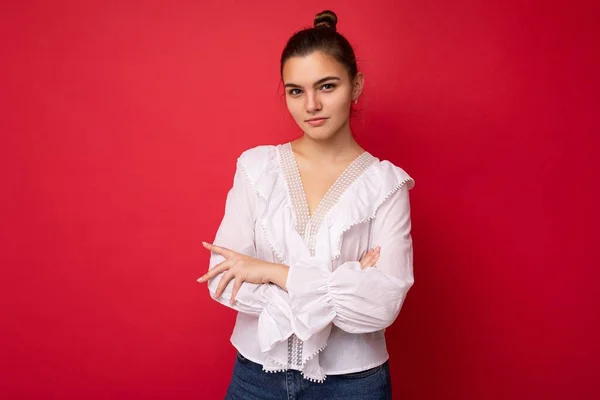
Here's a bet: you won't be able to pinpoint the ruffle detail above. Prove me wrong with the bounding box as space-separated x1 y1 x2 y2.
238 145 278 201
261 326 331 382
236 145 415 382
256 286 294 353
239 145 308 264
286 260 338 340
326 160 415 260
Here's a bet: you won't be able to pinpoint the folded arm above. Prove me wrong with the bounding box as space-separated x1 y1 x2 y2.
285 184 415 340
199 160 294 351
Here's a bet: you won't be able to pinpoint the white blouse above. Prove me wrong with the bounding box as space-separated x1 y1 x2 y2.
201 142 415 383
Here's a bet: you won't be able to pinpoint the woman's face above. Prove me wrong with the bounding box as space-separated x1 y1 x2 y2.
282 51 362 141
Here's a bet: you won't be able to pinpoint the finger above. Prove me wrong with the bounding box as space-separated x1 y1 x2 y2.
230 277 243 305
202 241 237 260
360 248 376 262
366 253 380 268
360 255 370 269
360 249 377 269
207 258 230 275
197 262 228 283
197 259 232 282
359 249 370 261
360 248 376 265
366 253 378 268
364 248 381 268
214 270 235 299
360 257 368 269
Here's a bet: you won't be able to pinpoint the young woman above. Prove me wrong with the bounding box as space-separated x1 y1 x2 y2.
197 10 415 400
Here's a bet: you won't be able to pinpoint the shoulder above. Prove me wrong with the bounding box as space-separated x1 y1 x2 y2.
369 157 415 193
330 155 414 220
327 155 414 258
237 143 277 176
238 144 277 165
235 144 279 198
349 157 415 220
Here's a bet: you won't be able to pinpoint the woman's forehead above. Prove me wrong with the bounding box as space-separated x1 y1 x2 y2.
282 52 345 83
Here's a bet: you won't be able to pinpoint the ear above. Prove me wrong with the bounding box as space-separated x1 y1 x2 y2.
352 72 365 103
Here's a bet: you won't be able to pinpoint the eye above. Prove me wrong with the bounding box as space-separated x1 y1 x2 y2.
321 83 336 90
288 88 303 96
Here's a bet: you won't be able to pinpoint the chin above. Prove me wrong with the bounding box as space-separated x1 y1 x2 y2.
299 124 342 141
301 130 336 141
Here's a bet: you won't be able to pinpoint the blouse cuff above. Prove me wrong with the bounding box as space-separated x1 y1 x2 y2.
256 286 294 352
286 260 337 341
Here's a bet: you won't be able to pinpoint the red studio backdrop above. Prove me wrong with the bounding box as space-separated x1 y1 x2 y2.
1 1 598 399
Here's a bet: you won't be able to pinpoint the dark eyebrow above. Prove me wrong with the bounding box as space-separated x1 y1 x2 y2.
284 76 341 89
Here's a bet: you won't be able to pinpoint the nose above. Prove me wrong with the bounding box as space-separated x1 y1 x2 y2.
305 91 322 113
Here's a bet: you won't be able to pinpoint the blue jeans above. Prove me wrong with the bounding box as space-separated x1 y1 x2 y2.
225 352 392 400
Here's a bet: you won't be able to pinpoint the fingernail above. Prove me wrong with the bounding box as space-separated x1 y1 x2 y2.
202 241 207 246
197 276 205 282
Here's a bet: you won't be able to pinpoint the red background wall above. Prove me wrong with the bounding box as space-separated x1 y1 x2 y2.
1 0 598 398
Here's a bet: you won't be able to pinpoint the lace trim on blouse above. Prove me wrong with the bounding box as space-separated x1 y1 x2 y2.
278 142 378 257
277 142 378 370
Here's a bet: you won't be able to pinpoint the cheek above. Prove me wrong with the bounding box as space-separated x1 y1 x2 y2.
285 98 301 119
327 92 352 116
329 86 351 104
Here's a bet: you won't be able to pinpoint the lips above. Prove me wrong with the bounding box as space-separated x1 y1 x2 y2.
305 117 329 127
306 117 328 122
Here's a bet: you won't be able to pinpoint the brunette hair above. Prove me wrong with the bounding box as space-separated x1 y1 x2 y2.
280 10 358 81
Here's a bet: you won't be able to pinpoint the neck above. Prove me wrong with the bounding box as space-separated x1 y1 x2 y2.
293 120 362 163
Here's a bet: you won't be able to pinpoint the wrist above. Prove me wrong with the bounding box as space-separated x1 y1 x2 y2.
269 263 289 290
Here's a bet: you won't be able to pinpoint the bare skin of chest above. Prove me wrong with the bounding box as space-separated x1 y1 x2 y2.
295 160 354 218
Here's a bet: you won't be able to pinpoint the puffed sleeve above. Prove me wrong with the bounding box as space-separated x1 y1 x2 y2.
285 184 414 340
200 159 294 352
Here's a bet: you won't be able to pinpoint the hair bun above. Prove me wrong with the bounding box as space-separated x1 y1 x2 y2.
314 10 338 31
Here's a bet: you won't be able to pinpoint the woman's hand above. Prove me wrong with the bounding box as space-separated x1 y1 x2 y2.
197 241 288 304
360 246 381 269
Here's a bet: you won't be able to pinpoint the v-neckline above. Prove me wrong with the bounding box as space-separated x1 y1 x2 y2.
288 142 368 220
278 142 377 255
